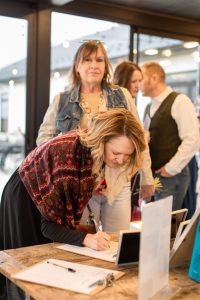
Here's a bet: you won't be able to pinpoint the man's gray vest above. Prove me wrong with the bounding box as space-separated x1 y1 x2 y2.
147 91 181 172
56 84 128 133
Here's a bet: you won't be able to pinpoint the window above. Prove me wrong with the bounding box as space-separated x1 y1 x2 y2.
0 92 8 132
0 16 27 197
135 33 200 121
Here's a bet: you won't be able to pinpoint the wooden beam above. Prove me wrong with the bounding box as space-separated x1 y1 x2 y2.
57 0 200 40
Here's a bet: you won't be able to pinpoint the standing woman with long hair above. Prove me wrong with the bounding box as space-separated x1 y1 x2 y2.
113 61 142 98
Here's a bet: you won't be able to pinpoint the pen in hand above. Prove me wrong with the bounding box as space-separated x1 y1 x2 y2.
47 260 76 273
98 231 110 249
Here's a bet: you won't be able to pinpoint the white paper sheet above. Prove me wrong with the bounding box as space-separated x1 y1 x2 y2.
138 196 173 300
57 241 118 262
13 258 122 295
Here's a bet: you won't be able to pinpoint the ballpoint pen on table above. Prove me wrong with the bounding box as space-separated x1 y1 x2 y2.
47 260 76 273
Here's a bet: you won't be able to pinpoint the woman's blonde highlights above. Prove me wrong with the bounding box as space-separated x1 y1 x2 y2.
79 108 146 178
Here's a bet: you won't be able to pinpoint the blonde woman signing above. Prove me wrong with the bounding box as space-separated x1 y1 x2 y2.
0 109 146 300
36 41 154 232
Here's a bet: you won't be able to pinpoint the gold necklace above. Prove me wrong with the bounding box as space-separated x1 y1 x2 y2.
80 92 104 119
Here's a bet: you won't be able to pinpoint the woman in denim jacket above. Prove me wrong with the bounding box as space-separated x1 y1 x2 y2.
36 40 154 232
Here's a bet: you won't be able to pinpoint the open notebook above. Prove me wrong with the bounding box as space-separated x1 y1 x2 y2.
57 229 141 266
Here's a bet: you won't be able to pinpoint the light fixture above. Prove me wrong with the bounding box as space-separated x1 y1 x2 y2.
144 48 158 55
159 60 171 67
62 40 70 48
133 48 137 55
54 72 61 79
12 68 18 75
183 41 199 49
162 49 172 57
9 80 14 87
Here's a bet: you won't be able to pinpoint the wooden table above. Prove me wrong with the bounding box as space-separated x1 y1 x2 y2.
0 242 200 300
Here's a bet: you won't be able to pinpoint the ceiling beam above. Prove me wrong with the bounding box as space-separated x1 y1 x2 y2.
58 0 200 40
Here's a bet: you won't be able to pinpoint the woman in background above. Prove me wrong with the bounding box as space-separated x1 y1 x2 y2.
113 61 142 98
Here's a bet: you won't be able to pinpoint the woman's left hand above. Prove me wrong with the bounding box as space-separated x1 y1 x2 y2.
82 231 110 251
139 184 155 201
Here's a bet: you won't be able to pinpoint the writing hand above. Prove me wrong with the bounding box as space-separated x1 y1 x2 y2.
83 231 110 251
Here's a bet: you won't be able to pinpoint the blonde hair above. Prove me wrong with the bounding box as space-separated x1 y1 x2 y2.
79 108 146 178
69 40 112 89
142 62 165 82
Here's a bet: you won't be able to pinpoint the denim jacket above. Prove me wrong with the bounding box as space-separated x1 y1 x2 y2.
56 84 128 133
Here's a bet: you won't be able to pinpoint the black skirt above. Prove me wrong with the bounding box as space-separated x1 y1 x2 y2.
0 168 49 251
0 169 50 300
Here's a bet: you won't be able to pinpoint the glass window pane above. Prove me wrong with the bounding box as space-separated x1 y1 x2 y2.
50 12 130 102
0 16 27 198
136 34 199 121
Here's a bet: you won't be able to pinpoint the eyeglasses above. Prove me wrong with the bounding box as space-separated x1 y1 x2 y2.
80 39 104 44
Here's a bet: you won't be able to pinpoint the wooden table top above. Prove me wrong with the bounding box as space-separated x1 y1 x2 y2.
0 242 200 300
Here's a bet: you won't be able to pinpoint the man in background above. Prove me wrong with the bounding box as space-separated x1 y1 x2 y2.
141 62 200 211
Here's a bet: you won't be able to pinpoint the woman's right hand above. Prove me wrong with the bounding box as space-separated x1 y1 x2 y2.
82 231 110 251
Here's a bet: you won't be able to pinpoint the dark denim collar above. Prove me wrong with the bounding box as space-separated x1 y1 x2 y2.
68 82 114 103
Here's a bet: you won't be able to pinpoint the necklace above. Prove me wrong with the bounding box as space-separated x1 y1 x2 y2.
80 92 104 119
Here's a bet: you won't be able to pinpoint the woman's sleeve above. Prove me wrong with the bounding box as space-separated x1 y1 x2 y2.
36 94 61 146
41 217 87 246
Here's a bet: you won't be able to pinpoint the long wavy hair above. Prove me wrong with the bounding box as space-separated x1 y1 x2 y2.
79 108 146 178
69 40 112 89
